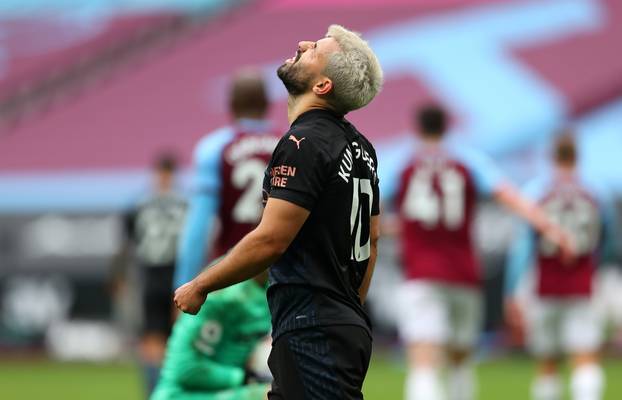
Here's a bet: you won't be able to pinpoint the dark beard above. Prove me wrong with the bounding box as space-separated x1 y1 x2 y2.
277 62 311 96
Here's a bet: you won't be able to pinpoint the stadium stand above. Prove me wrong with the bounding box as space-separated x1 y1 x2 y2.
0 3 252 130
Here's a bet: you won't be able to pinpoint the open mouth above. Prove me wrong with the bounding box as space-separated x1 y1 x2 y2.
285 49 302 64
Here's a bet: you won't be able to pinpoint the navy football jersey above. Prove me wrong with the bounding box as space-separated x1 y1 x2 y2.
263 109 380 340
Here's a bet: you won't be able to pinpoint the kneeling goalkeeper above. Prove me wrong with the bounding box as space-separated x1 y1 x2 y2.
151 271 271 400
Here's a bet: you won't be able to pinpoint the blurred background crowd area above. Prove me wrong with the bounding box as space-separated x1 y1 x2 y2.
0 0 621 398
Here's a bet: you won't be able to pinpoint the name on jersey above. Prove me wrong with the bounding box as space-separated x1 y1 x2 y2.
225 136 279 164
338 141 377 183
270 165 297 188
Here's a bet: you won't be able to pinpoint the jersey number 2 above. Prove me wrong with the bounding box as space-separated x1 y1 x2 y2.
351 178 373 261
232 159 266 223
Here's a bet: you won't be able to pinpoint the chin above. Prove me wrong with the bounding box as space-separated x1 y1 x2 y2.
276 64 310 96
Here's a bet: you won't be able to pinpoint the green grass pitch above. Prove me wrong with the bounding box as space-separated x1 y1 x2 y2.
1 353 621 399
363 353 622 400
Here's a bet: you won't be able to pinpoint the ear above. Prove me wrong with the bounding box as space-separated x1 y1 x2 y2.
313 77 333 96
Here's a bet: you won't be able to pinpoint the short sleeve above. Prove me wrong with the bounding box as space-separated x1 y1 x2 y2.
192 128 234 194
452 145 505 196
267 131 332 211
587 181 620 264
522 176 549 202
371 148 380 216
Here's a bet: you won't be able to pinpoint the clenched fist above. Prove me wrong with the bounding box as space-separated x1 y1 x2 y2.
174 280 207 315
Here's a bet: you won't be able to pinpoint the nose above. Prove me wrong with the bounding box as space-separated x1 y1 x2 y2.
297 41 314 52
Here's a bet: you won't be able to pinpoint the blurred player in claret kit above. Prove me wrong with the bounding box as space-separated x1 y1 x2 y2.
151 269 272 400
394 105 575 400
505 134 617 400
152 70 278 400
174 70 280 289
174 25 383 399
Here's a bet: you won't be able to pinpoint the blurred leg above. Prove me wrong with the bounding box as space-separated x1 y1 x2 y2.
140 333 168 396
532 359 562 400
570 354 603 400
526 299 562 400
446 286 481 400
447 349 475 400
564 300 604 400
141 266 174 397
406 343 445 400
397 281 448 400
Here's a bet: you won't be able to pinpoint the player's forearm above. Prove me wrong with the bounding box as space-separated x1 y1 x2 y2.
495 184 554 235
358 246 377 304
504 234 532 297
358 215 380 304
194 228 285 295
188 198 308 297
380 212 401 237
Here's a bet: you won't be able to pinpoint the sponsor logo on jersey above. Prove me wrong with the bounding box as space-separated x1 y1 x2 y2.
270 164 297 188
288 135 306 149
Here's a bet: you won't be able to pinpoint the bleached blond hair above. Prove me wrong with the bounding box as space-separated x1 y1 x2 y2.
324 25 383 113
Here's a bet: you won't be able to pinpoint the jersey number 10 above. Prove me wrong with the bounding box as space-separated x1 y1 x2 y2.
351 178 373 262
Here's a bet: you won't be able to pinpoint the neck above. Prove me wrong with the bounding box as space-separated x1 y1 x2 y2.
420 134 443 146
234 113 264 121
157 187 171 195
287 93 330 125
555 164 575 177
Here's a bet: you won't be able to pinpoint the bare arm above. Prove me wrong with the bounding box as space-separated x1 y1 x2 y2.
379 212 400 237
495 184 549 232
358 215 380 304
494 183 574 259
174 198 309 314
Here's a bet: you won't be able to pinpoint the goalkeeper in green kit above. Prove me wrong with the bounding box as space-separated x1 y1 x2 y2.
151 270 272 400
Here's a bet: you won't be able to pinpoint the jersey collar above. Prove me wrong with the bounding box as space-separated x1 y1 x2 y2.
234 118 272 133
290 108 344 127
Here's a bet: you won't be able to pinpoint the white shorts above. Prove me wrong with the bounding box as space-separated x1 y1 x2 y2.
526 297 603 357
396 280 482 350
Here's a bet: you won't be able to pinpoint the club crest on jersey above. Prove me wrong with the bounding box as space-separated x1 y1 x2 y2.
288 135 306 150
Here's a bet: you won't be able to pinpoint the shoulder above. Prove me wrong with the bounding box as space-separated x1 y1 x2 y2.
134 193 156 211
578 176 613 209
522 175 551 201
290 116 348 151
445 141 506 190
274 126 336 166
166 193 188 208
194 127 236 164
354 129 378 157
445 141 491 169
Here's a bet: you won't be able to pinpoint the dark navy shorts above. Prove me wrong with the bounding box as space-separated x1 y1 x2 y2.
268 325 372 400
142 264 174 336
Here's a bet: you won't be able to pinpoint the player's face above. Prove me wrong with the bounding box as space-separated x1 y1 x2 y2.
277 37 339 96
155 169 174 192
